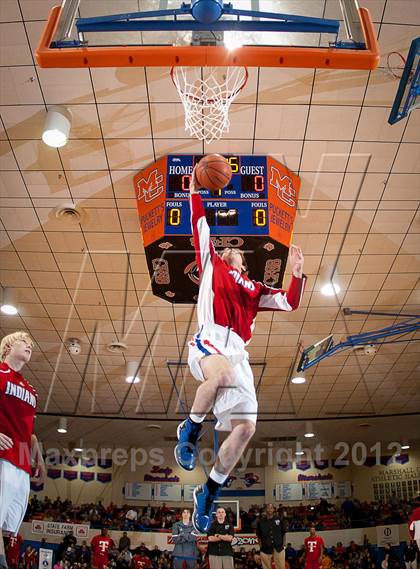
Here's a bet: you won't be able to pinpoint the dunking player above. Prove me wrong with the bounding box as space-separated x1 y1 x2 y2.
0 332 45 569
175 168 306 532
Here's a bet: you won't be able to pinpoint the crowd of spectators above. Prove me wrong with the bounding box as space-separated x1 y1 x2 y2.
25 496 412 534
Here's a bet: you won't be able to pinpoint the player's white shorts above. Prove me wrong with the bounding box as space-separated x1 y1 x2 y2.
188 324 258 431
0 459 30 534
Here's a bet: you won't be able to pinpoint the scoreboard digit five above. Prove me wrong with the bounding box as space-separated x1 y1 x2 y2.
134 155 300 303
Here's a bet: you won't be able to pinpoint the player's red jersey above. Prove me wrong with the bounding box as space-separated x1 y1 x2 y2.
0 362 37 474
22 549 37 569
190 193 306 344
132 554 152 569
304 536 325 562
409 506 420 541
7 534 22 566
91 535 115 568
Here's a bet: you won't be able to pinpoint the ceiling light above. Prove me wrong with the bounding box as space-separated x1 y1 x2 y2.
42 106 72 148
57 417 67 434
73 439 83 452
304 421 315 438
1 288 18 315
224 32 243 51
296 450 305 456
291 373 306 384
319 264 341 296
125 361 140 384
401 442 410 450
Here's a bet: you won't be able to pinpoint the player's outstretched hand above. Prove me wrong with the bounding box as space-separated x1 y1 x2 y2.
290 244 304 278
0 432 13 450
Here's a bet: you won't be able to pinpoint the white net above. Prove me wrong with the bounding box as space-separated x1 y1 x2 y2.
171 66 248 143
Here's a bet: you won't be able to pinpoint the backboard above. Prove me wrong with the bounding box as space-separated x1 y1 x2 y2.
388 37 420 125
35 0 379 70
297 334 334 372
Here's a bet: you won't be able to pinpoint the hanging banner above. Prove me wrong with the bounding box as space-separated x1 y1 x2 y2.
80 471 95 482
47 469 61 480
154 483 182 501
124 483 153 501
276 483 303 501
97 472 112 483
63 470 78 481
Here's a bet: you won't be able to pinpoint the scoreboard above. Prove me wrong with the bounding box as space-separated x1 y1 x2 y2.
134 154 300 303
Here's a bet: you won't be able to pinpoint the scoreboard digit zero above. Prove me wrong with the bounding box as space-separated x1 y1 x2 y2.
134 155 300 303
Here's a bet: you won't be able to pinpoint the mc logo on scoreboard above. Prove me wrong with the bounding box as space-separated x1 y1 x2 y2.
269 166 296 208
136 168 164 203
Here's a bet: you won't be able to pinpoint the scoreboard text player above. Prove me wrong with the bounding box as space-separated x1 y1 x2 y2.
134 155 300 303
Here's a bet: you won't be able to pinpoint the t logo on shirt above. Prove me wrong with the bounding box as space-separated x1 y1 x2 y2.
99 541 110 553
307 541 317 552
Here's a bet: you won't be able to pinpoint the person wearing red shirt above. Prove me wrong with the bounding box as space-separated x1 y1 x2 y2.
0 332 45 569
175 168 306 533
132 549 152 569
5 534 22 569
408 497 420 548
21 546 37 569
304 527 325 569
90 528 115 569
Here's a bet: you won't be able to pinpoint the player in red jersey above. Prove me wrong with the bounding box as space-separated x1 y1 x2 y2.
175 168 306 532
408 496 420 548
5 534 22 569
132 548 152 569
91 528 115 569
0 332 45 569
21 546 37 569
304 527 325 569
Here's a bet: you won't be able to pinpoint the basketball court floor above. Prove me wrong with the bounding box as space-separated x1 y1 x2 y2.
0 0 419 477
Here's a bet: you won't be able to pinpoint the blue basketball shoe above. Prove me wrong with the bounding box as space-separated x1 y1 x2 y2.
192 483 220 533
174 418 202 471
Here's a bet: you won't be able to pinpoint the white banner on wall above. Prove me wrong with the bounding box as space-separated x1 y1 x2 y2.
307 482 332 500
276 483 304 501
154 483 182 501
32 521 89 538
334 481 352 498
38 548 53 569
183 484 196 502
125 483 153 501
376 525 400 546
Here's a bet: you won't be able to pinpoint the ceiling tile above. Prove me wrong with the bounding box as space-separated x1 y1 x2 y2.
0 0 22 22
0 67 43 105
104 138 154 170
312 68 370 105
97 103 152 139
37 68 95 104
11 139 61 170
258 68 313 104
0 22 32 65
91 67 148 103
255 105 309 140
306 106 359 141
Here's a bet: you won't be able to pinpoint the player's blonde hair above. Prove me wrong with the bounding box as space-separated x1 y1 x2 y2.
0 331 34 361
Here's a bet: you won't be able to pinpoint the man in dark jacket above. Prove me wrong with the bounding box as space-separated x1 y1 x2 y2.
256 504 287 569
172 509 199 569
207 507 235 569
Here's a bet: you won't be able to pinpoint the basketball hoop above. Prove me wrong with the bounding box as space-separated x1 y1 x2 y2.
171 66 248 143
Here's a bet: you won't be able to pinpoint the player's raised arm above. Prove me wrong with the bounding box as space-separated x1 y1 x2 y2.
189 166 216 276
257 245 306 312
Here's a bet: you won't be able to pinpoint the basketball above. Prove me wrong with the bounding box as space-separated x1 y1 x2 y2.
195 154 233 191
